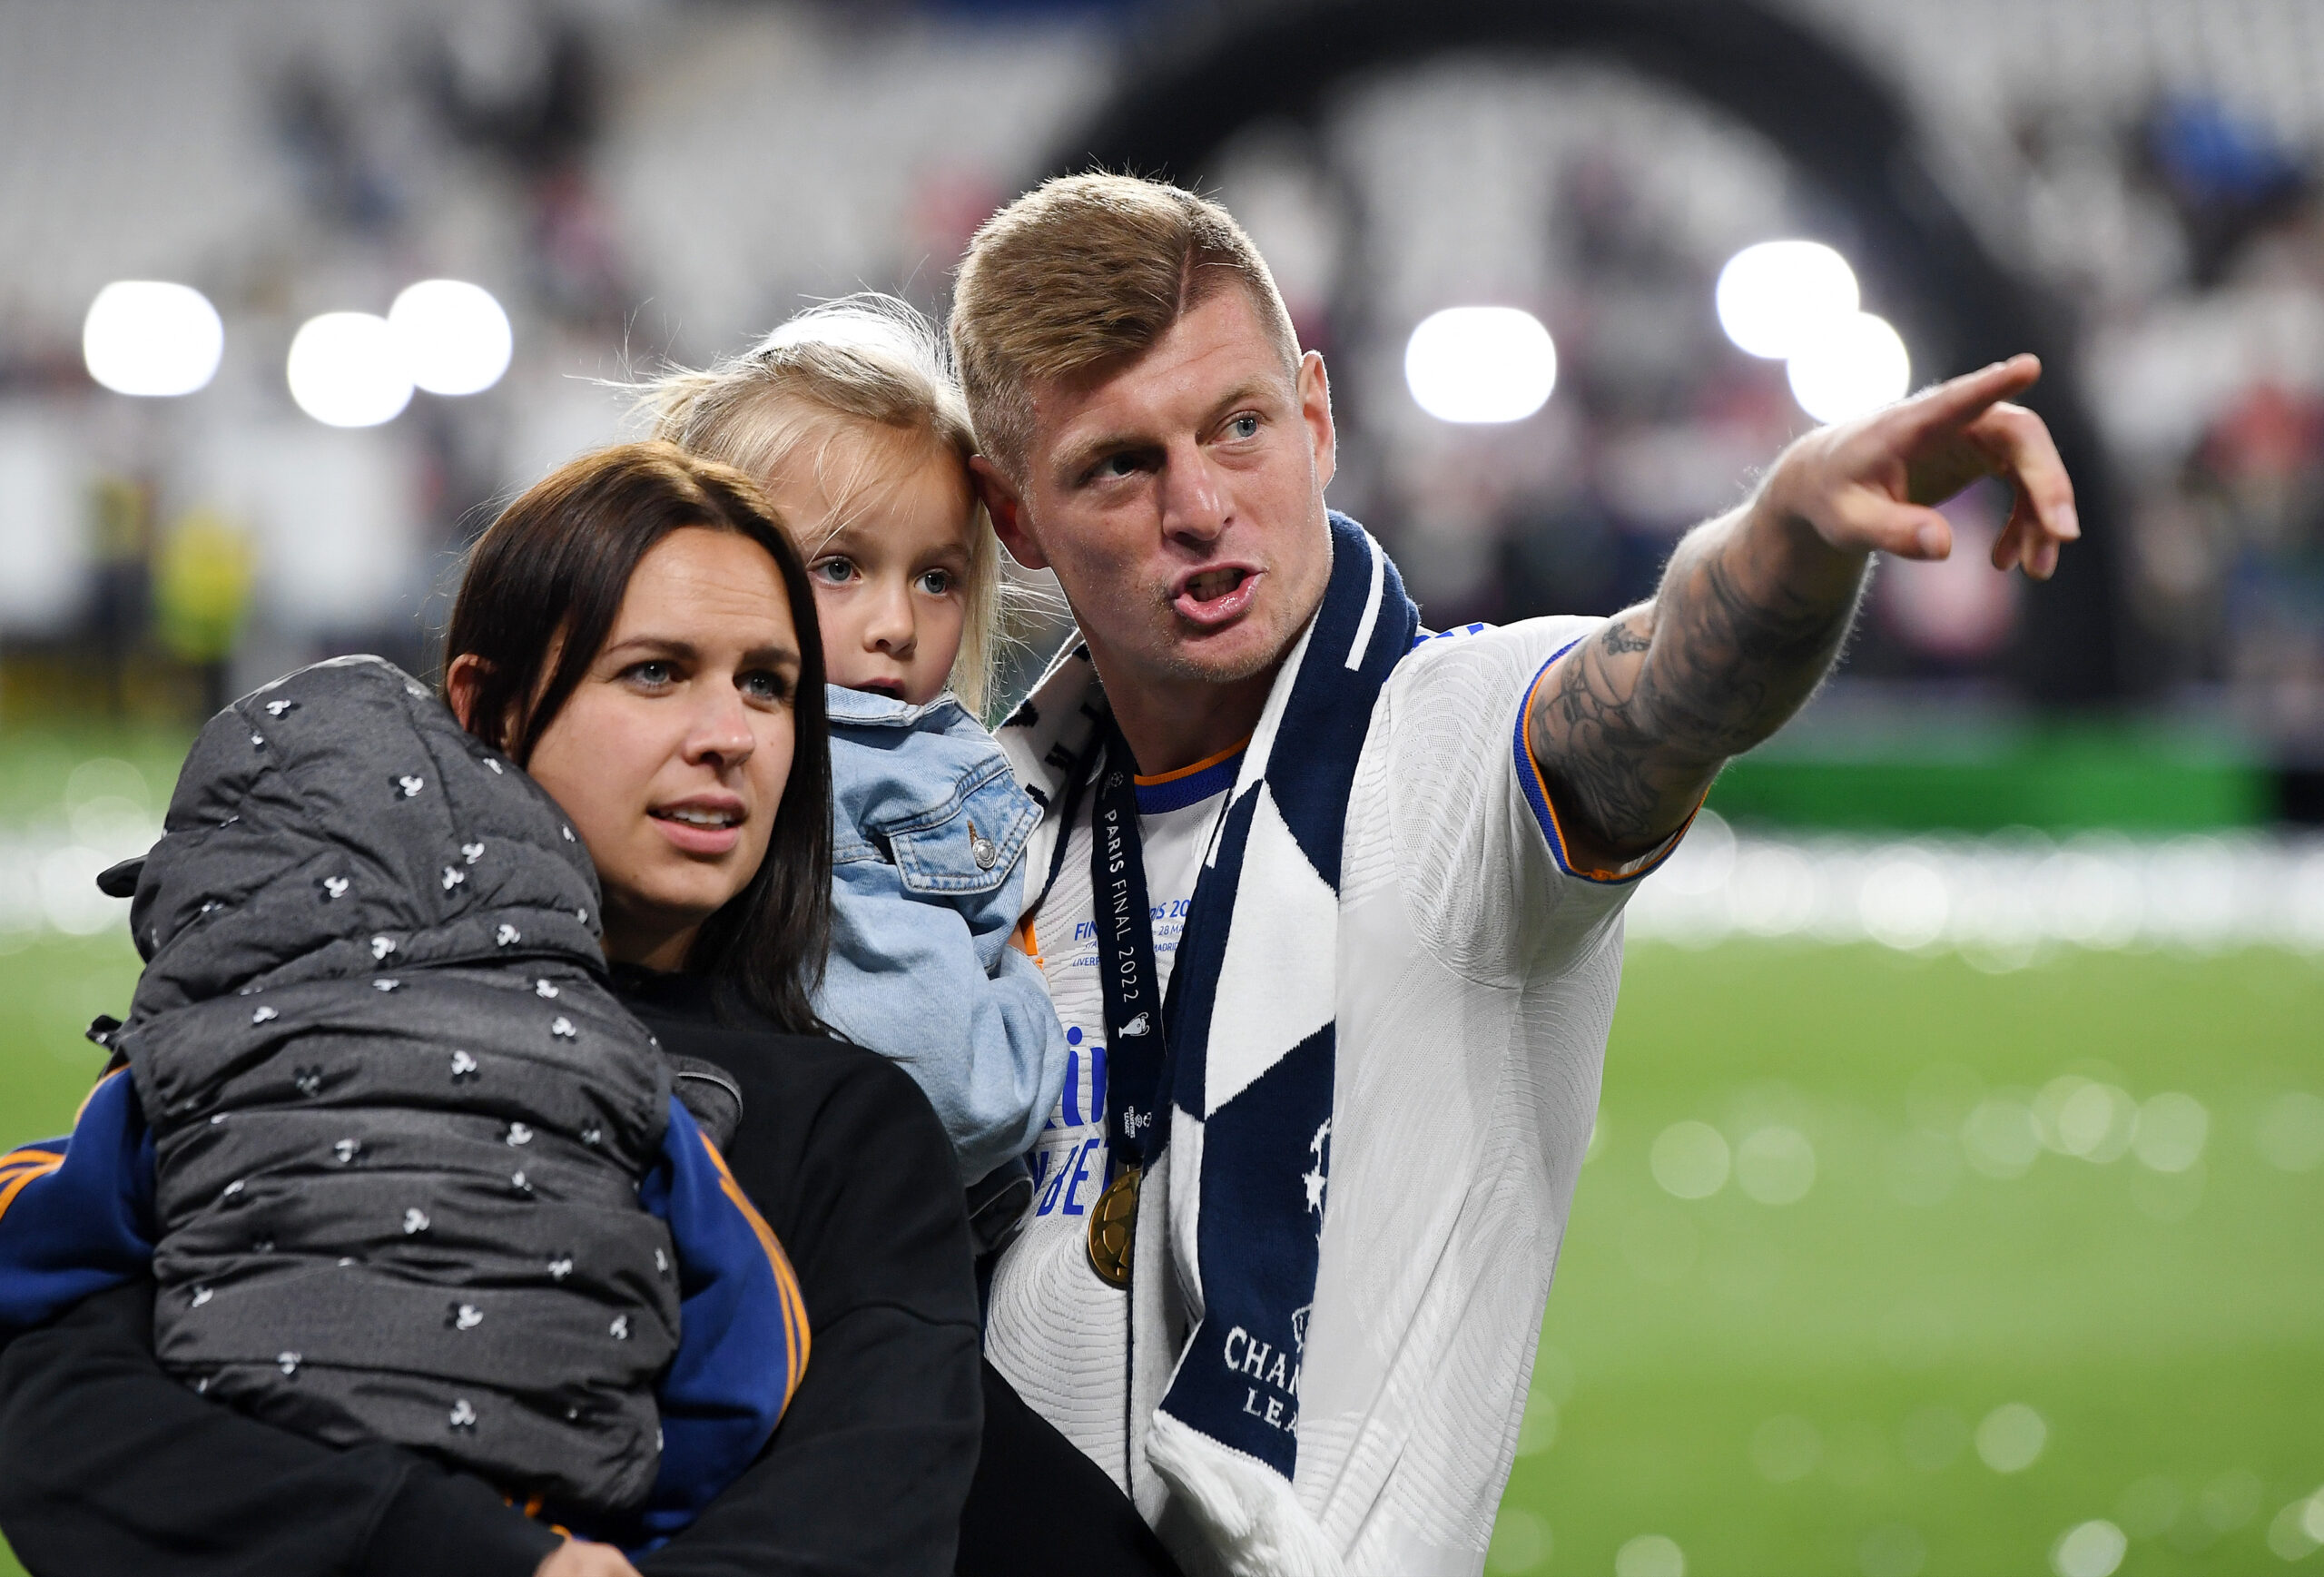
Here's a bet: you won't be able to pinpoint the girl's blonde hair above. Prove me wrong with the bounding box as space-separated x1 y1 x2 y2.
640 294 1006 715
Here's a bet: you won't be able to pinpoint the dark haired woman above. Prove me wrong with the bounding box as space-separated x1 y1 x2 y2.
0 442 982 1577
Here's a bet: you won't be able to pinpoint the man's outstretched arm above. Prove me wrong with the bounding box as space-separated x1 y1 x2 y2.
1528 355 2081 866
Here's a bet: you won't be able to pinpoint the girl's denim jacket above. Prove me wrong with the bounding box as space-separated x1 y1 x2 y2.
816 685 1070 1189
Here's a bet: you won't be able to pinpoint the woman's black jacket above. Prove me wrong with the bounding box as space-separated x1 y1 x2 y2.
0 970 985 1577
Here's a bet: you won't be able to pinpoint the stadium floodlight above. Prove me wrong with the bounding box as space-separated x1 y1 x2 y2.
1785 311 1911 426
1715 240 1859 360
83 281 224 398
389 280 513 397
1403 306 1556 424
287 312 415 429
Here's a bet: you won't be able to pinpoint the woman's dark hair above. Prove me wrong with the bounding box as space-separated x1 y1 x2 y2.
442 439 832 1033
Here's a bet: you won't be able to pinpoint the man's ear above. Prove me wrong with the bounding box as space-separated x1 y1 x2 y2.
971 456 1048 571
444 653 487 734
1298 350 1337 493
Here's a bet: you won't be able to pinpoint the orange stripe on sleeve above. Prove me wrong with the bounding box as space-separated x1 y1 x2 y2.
1520 656 1699 884
695 1132 812 1406
74 1067 128 1126
0 1154 65 1222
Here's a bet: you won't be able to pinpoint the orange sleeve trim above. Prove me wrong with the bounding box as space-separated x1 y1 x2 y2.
0 1154 64 1221
1518 652 1699 885
74 1067 127 1126
1132 735 1253 787
1011 912 1039 966
506 1496 572 1539
696 1131 811 1408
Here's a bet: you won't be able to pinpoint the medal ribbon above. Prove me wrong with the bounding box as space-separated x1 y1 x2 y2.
1088 725 1170 1173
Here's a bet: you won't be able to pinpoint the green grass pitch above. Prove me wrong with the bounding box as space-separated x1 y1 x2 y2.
0 765 2317 1574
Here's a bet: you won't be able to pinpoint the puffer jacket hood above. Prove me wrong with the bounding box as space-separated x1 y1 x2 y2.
124 654 604 1023
114 656 682 1513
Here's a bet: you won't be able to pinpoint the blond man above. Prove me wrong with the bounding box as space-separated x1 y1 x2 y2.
954 173 2076 1577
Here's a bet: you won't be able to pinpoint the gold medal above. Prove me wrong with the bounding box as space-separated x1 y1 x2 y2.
1086 1165 1141 1288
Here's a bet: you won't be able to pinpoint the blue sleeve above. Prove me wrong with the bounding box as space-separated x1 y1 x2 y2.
0 1069 156 1329
817 853 1071 1182
628 1097 806 1548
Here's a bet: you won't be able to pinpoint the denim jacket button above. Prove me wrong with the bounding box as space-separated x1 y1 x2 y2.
971 834 999 871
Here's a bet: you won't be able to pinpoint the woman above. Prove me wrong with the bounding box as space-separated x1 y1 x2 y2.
0 443 983 1577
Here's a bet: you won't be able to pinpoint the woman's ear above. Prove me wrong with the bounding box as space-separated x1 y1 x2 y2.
444 654 488 734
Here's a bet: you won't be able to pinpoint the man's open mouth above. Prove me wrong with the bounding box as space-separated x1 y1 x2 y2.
1182 567 1249 605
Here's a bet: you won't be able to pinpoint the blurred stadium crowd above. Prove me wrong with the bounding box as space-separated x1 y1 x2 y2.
0 0 2321 773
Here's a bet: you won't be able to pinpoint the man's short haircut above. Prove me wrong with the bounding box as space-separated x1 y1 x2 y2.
949 172 1302 479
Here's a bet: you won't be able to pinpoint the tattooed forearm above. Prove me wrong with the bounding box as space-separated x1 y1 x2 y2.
1528 504 1869 856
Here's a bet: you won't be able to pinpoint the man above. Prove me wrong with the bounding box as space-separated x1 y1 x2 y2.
953 173 2075 1577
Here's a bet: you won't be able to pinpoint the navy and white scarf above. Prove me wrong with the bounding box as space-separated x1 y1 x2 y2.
1004 513 1417 1573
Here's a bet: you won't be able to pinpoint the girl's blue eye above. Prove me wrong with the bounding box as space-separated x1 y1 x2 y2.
918 568 953 596
813 557 856 584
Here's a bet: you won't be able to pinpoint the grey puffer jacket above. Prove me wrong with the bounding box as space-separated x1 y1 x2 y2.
114 655 680 1513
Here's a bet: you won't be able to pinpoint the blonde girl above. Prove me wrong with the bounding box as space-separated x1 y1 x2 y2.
645 296 1068 1216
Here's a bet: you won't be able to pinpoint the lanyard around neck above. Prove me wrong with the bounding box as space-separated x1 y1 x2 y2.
1088 725 1171 1170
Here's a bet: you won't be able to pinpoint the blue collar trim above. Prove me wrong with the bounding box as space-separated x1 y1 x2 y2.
1134 752 1243 814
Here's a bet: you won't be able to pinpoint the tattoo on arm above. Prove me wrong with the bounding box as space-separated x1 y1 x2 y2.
1598 621 1650 655
1528 510 1866 857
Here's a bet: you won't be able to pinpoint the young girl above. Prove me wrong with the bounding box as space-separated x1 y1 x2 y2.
645 297 1068 1225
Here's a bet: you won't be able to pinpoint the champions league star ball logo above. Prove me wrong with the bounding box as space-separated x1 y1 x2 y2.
1302 1119 1331 1231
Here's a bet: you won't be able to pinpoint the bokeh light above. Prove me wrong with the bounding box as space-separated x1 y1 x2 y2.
1714 240 1858 359
287 312 414 428
1733 1125 1816 1204
1514 1393 1558 1456
1649 1119 1730 1198
1860 856 1948 950
1786 311 1911 424
1962 1097 2040 1179
2267 1494 2324 1561
2033 1075 2138 1162
1749 1414 1821 1483
2051 1520 2126 1577
1975 1402 2048 1473
2198 1467 2263 1532
1859 1523 1927 1577
2131 1091 2208 1172
1403 306 1556 424
388 279 513 396
82 281 223 397
1614 1533 1685 1577
1485 1506 1551 1573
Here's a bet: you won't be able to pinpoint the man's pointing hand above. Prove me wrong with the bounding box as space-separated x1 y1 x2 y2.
1757 352 2082 580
